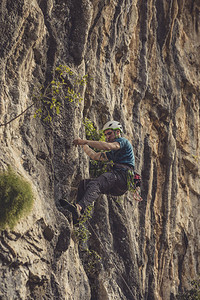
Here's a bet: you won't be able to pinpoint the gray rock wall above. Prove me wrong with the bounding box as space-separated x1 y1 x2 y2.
0 0 199 299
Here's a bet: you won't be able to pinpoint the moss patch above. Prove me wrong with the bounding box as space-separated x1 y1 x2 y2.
0 166 34 230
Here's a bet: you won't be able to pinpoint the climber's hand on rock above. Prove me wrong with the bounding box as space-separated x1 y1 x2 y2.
73 138 87 146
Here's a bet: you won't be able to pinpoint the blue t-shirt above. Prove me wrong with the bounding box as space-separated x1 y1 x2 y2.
106 137 135 168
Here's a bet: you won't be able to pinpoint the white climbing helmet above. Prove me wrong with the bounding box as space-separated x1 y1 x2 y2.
102 120 123 133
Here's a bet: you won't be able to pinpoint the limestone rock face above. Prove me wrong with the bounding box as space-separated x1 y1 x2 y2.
0 0 199 299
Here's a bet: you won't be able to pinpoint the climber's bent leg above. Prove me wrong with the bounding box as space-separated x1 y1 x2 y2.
76 179 91 203
77 172 117 209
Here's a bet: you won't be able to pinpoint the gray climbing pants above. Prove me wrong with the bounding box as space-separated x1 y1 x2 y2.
76 169 128 210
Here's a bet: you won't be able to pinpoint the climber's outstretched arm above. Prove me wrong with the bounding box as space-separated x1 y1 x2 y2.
82 145 108 161
73 138 120 151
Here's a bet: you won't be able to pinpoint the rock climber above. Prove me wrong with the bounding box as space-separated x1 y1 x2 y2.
60 120 135 222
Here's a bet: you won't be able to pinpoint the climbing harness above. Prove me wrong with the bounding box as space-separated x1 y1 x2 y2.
89 159 143 201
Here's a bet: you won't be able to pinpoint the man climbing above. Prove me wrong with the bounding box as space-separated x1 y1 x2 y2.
60 120 135 222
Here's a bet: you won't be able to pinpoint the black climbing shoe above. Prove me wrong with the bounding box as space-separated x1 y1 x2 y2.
59 200 80 224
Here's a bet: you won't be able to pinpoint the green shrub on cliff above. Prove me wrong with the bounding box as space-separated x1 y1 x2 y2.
176 279 200 300
0 166 34 230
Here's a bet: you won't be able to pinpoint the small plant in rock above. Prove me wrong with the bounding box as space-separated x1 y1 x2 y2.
73 204 102 274
0 65 88 126
73 205 93 243
83 118 105 142
0 166 34 230
176 279 200 300
33 65 89 122
81 248 102 276
74 223 91 244
192 155 199 163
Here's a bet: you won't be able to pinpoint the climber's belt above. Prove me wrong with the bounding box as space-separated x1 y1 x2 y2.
113 163 134 171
